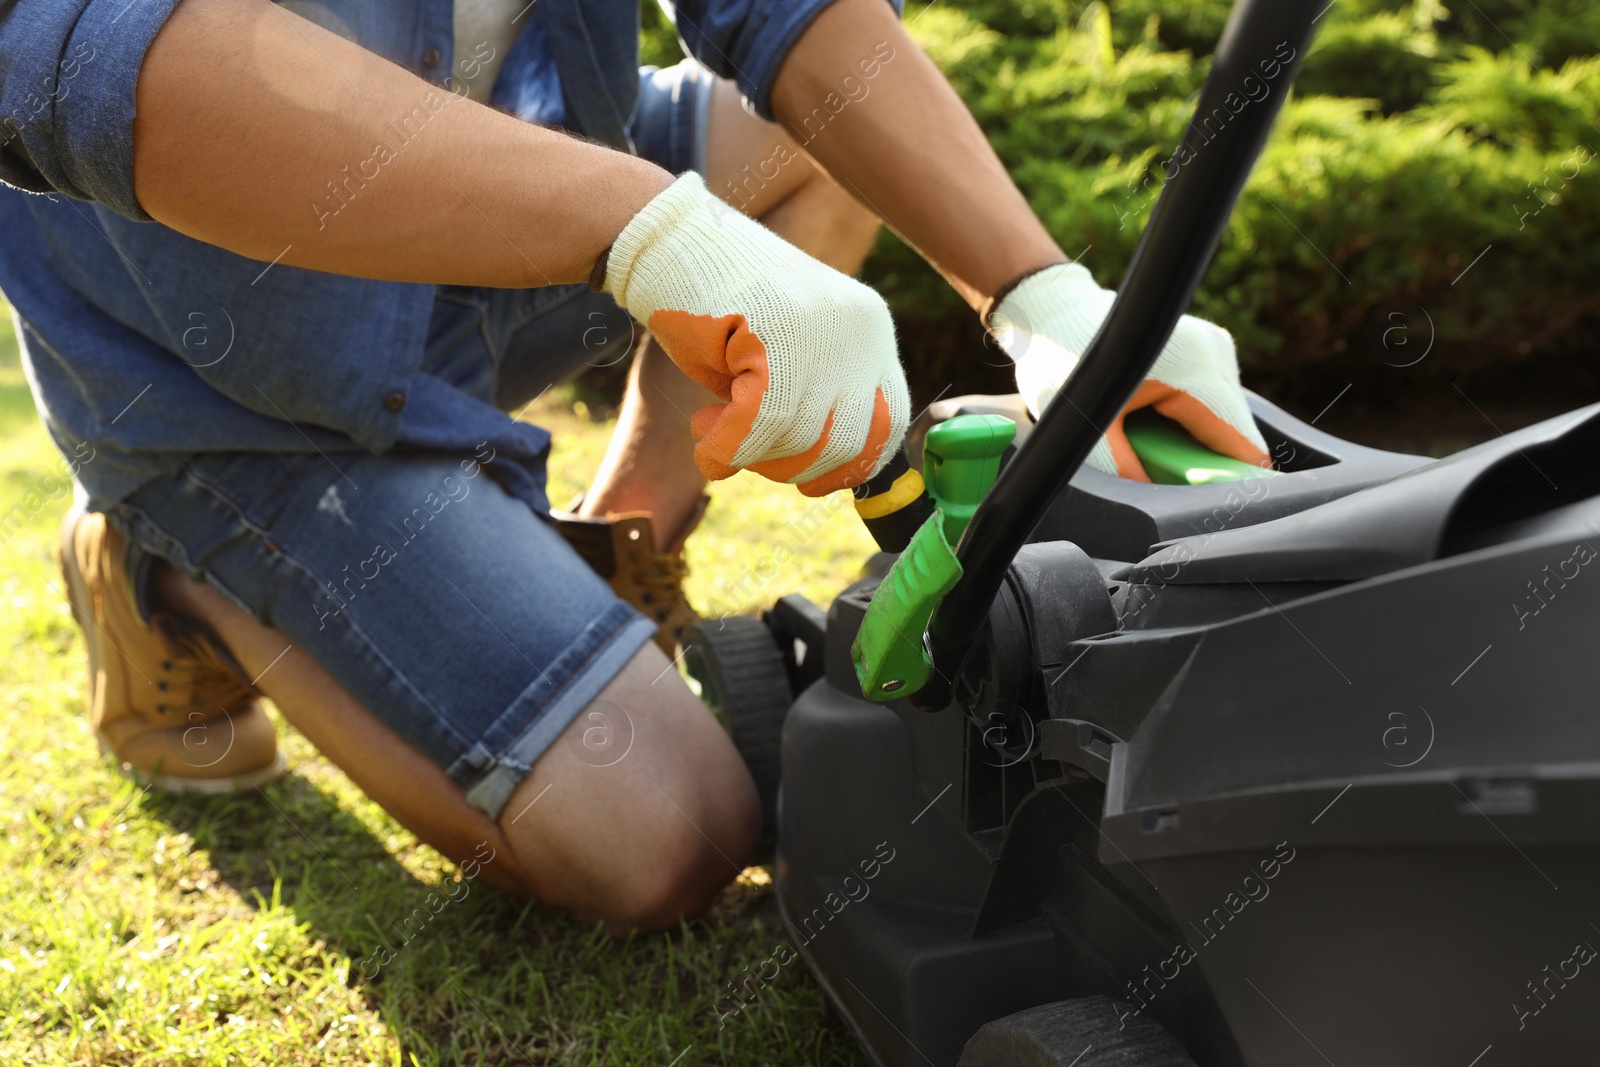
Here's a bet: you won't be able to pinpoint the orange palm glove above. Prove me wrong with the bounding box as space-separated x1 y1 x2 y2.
603 174 909 496
990 263 1270 480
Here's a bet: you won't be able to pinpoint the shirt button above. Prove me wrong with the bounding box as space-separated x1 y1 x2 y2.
421 47 442 69
384 391 406 413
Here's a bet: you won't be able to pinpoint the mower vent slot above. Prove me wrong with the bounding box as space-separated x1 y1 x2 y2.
1257 418 1336 472
1441 411 1600 556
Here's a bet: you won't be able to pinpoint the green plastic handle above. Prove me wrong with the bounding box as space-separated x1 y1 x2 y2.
1123 411 1278 485
850 509 962 700
849 410 1281 700
852 414 1017 701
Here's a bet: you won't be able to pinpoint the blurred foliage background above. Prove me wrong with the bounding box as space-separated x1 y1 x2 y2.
635 0 1600 452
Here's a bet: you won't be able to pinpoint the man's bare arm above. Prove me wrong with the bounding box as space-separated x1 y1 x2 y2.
132 0 670 286
771 0 1066 310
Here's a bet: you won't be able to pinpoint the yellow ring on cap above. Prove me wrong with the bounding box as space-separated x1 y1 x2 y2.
854 468 926 520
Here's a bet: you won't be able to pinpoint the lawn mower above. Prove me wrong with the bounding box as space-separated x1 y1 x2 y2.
684 1 1600 1062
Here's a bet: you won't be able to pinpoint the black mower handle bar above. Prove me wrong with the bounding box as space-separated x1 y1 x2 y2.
911 0 1325 711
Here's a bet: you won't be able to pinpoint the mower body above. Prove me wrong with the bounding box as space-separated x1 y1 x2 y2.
775 392 1600 1066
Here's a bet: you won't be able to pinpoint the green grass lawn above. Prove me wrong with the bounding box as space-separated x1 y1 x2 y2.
0 301 878 1066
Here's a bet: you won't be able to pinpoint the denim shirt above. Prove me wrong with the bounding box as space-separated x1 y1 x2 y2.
0 0 842 510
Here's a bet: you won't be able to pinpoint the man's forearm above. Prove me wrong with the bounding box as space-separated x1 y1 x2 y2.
133 0 671 286
771 0 1065 310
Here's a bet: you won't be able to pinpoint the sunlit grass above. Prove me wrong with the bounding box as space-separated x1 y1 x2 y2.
0 303 872 1066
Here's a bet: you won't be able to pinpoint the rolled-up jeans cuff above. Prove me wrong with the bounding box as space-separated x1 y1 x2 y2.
455 611 658 818
632 59 717 177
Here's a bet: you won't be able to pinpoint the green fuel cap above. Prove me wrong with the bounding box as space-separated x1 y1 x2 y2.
923 414 1017 545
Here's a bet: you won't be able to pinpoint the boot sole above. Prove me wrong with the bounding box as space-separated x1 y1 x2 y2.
62 512 291 796
98 739 291 794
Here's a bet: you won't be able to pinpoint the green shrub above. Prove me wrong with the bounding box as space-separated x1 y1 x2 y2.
1294 11 1438 113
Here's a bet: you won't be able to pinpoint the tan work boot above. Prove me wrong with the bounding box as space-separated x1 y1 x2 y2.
553 495 708 656
59 507 288 793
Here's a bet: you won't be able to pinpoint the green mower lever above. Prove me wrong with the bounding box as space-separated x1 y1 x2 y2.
852 414 1015 701
1122 410 1279 485
848 410 1275 701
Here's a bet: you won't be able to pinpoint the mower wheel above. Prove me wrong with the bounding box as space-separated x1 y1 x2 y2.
957 997 1197 1067
681 617 792 860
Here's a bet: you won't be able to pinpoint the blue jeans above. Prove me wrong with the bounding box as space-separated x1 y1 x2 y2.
107 60 717 818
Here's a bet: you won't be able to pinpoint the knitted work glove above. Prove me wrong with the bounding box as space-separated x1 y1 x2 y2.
605 173 909 497
989 262 1270 481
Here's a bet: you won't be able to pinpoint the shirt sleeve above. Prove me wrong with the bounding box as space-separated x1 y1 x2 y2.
668 0 903 121
0 0 187 220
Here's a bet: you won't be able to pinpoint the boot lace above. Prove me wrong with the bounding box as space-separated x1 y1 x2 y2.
628 546 690 618
152 621 257 717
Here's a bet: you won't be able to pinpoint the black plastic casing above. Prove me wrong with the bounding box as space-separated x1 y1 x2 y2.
779 397 1600 1066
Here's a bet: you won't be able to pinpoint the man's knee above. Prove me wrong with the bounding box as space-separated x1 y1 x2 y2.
755 162 880 274
498 644 761 932
790 159 872 216
600 751 758 931
531 777 753 933
591 812 740 931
